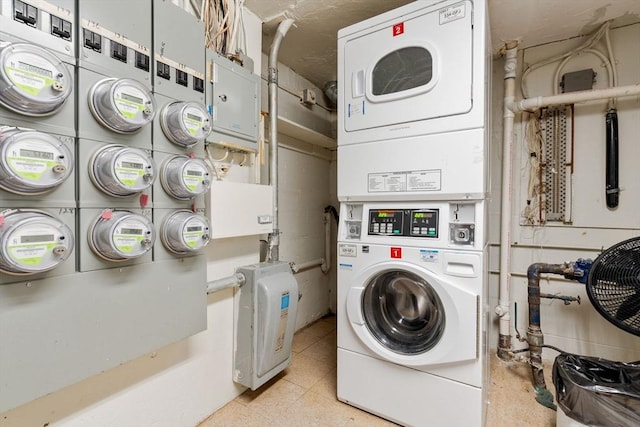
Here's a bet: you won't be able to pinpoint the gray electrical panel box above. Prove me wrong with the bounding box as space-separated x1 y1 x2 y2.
0 0 208 414
234 262 299 390
205 50 261 151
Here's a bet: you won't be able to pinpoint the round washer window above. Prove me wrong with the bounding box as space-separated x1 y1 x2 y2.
362 269 445 355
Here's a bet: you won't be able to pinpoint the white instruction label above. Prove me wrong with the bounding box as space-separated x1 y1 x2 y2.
348 101 365 117
368 170 441 193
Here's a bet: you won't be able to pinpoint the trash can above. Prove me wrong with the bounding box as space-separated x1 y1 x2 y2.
553 353 640 427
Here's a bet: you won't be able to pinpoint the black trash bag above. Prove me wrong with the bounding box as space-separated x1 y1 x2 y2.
553 353 640 427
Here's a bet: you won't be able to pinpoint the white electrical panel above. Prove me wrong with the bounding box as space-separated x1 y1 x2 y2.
207 181 273 239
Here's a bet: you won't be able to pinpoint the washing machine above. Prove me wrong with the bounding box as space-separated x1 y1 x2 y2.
337 0 490 145
337 201 488 427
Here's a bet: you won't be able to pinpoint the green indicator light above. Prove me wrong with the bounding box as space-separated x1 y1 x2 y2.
428 230 436 235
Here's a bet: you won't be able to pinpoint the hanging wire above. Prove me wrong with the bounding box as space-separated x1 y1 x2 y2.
201 0 247 56
519 21 620 224
520 21 613 99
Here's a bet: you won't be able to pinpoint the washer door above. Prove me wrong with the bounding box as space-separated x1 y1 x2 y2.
347 260 477 367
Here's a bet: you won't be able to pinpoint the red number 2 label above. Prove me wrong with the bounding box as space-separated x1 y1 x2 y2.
393 22 404 37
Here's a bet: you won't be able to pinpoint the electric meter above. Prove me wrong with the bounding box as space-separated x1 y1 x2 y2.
88 77 156 133
160 155 211 200
0 209 73 275
159 101 212 147
0 42 72 116
90 144 155 197
161 210 210 254
88 210 155 261
0 127 73 194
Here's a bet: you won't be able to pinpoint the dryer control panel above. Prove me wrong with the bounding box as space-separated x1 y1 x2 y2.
368 209 438 238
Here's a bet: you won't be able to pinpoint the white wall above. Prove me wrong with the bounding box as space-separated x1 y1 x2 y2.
0 6 335 426
276 138 334 328
489 24 640 361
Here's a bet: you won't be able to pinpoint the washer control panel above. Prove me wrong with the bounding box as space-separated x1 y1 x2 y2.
368 209 438 238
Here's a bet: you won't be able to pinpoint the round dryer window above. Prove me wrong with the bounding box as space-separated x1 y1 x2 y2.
0 43 72 116
362 270 445 354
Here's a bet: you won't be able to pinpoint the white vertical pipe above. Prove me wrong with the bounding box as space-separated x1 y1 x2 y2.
496 43 518 357
267 18 295 262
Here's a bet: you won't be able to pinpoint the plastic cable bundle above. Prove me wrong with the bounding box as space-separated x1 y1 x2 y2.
553 353 640 427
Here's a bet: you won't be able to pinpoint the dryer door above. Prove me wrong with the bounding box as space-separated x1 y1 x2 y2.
342 0 473 133
347 260 477 367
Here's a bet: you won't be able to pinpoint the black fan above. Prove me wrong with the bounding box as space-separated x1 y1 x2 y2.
587 236 640 337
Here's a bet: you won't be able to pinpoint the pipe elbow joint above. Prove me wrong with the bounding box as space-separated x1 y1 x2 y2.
320 259 330 274
495 304 509 317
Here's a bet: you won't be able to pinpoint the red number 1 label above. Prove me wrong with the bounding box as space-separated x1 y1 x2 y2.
391 247 402 259
393 22 404 37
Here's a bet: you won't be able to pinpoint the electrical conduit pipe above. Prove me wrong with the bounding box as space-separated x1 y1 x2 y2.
267 18 295 263
206 273 246 294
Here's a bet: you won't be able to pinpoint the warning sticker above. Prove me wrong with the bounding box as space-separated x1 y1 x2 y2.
420 249 439 263
275 292 290 352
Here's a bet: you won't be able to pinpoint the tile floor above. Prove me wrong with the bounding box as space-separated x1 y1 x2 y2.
199 315 557 427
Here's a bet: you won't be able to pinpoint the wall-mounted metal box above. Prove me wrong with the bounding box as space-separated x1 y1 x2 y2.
205 50 260 151
207 181 273 239
234 261 298 390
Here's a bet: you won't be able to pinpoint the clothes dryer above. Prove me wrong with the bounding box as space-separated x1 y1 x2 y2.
338 0 489 145
337 201 488 426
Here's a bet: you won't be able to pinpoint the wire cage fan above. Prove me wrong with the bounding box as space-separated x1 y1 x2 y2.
587 236 640 337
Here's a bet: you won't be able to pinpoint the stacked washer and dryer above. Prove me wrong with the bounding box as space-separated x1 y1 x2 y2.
336 1 491 426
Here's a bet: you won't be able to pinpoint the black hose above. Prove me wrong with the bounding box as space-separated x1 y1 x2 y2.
605 108 619 209
542 344 567 354
324 205 339 223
